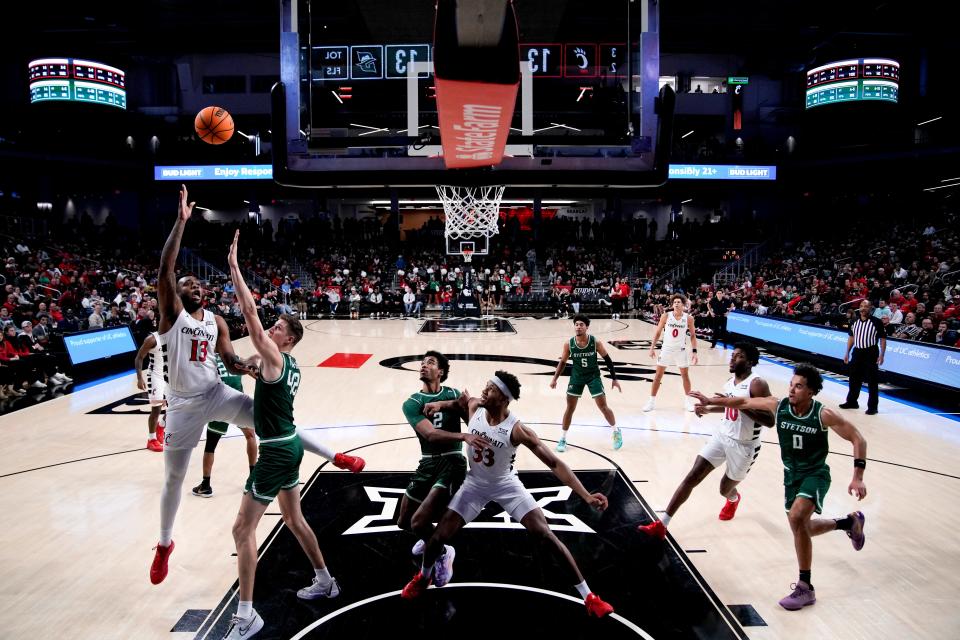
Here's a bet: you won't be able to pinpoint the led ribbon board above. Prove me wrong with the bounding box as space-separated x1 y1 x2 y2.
728 312 960 390
805 58 898 109
29 58 127 109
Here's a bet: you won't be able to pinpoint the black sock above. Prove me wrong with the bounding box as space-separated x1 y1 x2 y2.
834 515 853 531
249 466 255 474
799 570 812 589
201 475 211 488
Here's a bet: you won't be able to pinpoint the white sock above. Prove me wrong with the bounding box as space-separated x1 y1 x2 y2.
574 580 590 599
237 601 253 620
660 513 672 527
422 558 435 579
159 448 192 545
149 432 157 441
314 566 332 585
295 427 336 461
728 492 740 503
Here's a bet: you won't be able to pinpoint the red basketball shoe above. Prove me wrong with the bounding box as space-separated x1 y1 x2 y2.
636 520 666 540
401 571 432 600
333 453 366 473
156 425 165 444
147 438 164 453
150 540 175 584
585 593 614 618
719 494 741 521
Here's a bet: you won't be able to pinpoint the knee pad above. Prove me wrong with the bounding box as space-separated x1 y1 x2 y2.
204 430 223 454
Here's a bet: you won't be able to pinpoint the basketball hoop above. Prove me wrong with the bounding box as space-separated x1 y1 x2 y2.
462 249 474 263
437 184 505 240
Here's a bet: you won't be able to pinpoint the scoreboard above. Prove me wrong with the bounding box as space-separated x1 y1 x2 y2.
805 58 898 109
310 41 626 81
29 58 126 109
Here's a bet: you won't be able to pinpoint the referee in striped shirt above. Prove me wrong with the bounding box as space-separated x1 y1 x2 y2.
841 299 886 415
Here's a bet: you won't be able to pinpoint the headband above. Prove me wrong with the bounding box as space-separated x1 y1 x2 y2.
490 376 514 401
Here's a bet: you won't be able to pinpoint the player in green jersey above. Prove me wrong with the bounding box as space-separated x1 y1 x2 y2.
690 363 867 612
190 354 258 498
398 351 492 582
222 231 339 640
549 315 622 452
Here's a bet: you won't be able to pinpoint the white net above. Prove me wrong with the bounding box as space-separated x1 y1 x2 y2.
436 184 505 239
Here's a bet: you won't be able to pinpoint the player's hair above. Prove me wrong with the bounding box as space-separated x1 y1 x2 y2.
734 342 760 366
424 350 450 382
670 294 685 304
793 363 823 395
572 313 590 326
279 314 304 346
494 370 521 401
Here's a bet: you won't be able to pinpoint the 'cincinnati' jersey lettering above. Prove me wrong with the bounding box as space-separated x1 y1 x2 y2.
160 308 220 395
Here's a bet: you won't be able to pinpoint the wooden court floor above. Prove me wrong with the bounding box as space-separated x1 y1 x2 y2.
1 318 958 639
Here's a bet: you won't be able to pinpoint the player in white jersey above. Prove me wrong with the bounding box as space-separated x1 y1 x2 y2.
643 294 699 412
149 185 366 586
400 370 616 619
135 332 166 452
637 343 773 540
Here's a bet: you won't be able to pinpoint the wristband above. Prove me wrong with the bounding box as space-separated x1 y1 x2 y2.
853 458 866 469
691 348 698 353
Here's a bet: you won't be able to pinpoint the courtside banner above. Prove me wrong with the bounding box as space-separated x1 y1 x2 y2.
728 312 960 390
434 77 518 169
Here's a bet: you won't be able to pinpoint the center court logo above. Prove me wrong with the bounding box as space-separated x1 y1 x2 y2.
342 485 596 536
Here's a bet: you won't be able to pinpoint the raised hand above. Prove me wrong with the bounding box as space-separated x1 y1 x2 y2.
688 390 710 405
227 230 240 270
178 184 195 222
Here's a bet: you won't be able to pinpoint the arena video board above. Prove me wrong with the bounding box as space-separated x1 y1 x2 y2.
727 312 960 390
63 327 137 365
29 58 127 109
805 58 898 109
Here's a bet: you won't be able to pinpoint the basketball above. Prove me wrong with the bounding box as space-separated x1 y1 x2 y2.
194 106 234 145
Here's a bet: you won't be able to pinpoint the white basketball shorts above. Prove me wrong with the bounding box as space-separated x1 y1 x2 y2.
448 474 539 524
147 372 166 406
657 346 690 368
163 382 254 450
699 433 761 482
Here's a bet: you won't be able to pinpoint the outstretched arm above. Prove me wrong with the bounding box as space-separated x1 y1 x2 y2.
690 390 780 415
743 377 775 426
227 230 282 379
157 185 192 332
549 341 571 389
821 407 867 500
424 389 472 419
514 422 608 511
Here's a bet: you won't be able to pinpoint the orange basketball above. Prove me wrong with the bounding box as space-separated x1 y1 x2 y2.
195 106 234 145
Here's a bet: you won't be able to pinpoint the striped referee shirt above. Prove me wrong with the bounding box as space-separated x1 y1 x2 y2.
848 315 884 349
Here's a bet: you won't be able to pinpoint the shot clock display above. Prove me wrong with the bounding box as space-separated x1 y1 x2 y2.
805 58 898 109
29 58 126 109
